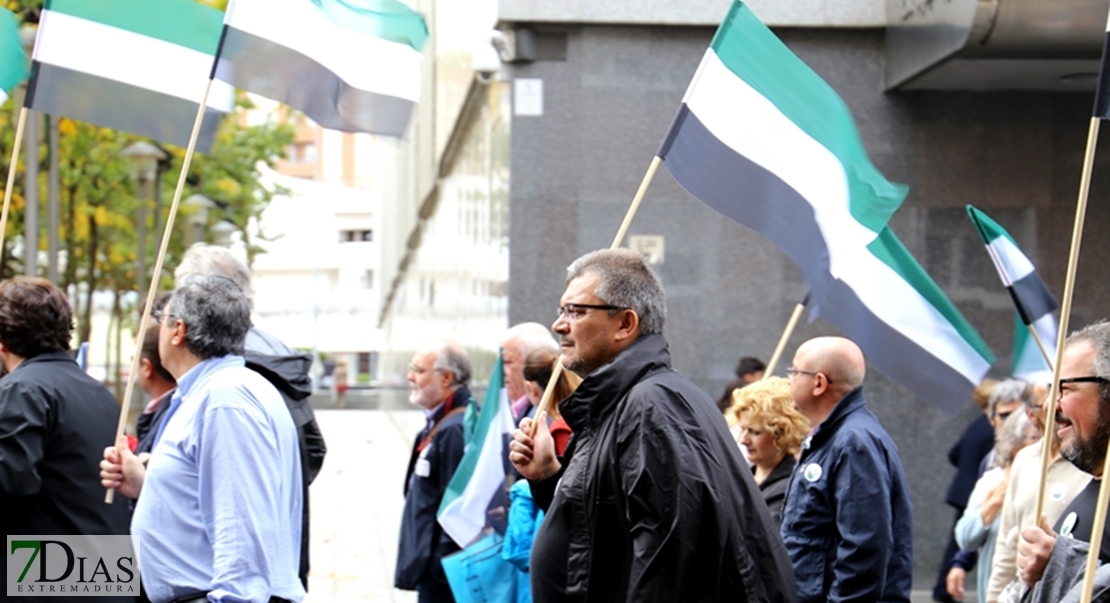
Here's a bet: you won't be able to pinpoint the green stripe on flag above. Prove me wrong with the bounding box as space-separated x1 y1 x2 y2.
0 7 28 96
867 227 995 362
710 1 907 233
967 205 1018 247
45 0 224 54
313 0 429 51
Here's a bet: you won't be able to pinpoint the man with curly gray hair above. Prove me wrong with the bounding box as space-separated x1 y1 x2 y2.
102 275 304 603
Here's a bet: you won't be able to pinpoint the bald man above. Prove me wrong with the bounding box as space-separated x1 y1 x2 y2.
780 337 913 603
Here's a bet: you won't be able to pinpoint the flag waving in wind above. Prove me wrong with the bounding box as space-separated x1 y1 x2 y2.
659 0 908 309
438 354 515 547
26 0 233 151
967 205 1058 382
216 0 427 137
0 8 28 106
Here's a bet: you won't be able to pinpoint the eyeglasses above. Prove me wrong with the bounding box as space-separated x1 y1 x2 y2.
786 367 832 383
556 303 626 322
407 364 430 375
1047 376 1110 396
151 310 179 325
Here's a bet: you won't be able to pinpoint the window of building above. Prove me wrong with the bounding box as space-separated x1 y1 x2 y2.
360 270 373 289
339 229 373 242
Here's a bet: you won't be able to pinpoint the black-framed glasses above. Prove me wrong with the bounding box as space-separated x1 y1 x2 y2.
557 303 626 322
1048 376 1110 395
786 367 832 383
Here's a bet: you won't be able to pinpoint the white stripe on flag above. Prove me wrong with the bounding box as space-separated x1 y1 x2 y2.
684 49 878 276
986 235 1036 286
840 244 994 381
34 10 233 108
0 89 7 105
224 0 422 102
1014 313 1057 383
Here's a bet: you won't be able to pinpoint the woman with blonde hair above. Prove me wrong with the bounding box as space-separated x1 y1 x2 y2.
730 377 810 525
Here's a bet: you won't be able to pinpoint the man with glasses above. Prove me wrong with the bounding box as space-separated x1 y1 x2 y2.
509 249 795 603
1015 321 1110 602
102 274 304 603
395 341 473 603
779 336 913 603
984 379 1087 603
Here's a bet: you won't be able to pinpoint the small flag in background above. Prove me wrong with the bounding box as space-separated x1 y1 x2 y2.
659 0 908 310
216 0 427 137
1094 10 1110 119
967 205 1058 382
438 353 515 547
26 0 234 151
0 8 28 106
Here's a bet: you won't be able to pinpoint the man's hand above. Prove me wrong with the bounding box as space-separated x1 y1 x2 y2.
946 566 966 600
99 435 150 500
509 413 561 481
1017 515 1056 586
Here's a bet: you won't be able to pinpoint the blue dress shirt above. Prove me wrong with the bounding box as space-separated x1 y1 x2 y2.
132 355 305 603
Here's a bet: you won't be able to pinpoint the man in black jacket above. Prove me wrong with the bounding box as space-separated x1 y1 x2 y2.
509 249 796 603
0 277 131 601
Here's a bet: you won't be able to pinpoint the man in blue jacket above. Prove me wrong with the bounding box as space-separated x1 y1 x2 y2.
780 336 913 603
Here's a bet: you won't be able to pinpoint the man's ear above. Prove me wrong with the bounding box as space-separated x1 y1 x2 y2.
613 309 640 343
139 357 154 379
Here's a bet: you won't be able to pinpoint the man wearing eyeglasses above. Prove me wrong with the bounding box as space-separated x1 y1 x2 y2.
779 336 913 603
395 341 473 603
103 275 304 603
1015 321 1110 602
509 249 795 603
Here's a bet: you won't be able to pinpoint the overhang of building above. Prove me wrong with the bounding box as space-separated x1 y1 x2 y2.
886 0 1108 90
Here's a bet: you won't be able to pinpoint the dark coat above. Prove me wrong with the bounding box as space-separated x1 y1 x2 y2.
531 334 797 603
395 386 472 591
756 455 797 528
0 353 133 603
780 387 913 603
945 414 994 508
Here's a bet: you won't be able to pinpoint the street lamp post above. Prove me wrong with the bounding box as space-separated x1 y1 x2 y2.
183 194 214 246
120 141 167 296
210 220 237 247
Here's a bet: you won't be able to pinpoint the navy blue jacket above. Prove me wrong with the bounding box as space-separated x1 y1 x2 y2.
780 387 913 603
395 386 472 591
945 414 994 509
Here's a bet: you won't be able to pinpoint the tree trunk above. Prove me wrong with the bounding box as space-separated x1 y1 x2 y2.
111 289 121 400
62 183 78 292
77 215 97 344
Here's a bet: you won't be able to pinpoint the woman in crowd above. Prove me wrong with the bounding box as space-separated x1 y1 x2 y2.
947 408 1040 603
729 377 810 525
521 348 580 455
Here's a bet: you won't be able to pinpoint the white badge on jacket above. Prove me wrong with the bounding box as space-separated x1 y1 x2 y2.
416 447 431 478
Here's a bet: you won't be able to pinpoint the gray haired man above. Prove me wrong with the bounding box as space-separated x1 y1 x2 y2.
509 249 795 603
103 275 304 603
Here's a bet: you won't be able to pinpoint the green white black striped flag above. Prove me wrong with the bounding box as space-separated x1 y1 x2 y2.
215 0 427 137
0 7 28 105
26 0 234 151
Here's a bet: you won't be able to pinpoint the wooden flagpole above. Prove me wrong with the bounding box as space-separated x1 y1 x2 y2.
105 79 216 503
531 156 661 433
1032 117 1099 525
0 107 28 260
764 303 805 378
1026 323 1054 371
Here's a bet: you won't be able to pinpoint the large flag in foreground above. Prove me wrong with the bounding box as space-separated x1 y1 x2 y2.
817 228 996 414
216 0 427 137
967 205 1058 382
0 8 28 106
26 0 233 151
438 355 515 547
659 0 908 308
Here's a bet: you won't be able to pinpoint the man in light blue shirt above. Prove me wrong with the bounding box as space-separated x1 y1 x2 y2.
102 275 304 603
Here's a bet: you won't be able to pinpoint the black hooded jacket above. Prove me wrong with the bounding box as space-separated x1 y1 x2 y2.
243 329 326 590
530 334 797 603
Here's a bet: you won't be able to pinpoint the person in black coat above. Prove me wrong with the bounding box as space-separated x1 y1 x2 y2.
0 277 131 602
730 376 811 526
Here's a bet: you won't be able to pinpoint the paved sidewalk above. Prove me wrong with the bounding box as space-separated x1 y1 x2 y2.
305 409 424 603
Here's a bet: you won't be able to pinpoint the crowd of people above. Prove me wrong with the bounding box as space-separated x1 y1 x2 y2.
3 245 1110 603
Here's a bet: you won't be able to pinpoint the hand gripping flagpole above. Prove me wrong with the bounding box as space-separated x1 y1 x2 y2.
105 78 216 504
764 303 806 378
531 156 662 435
0 106 28 260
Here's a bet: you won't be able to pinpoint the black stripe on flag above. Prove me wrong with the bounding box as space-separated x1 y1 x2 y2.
1095 29 1110 119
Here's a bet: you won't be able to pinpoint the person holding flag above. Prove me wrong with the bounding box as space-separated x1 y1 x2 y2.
509 249 795 603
